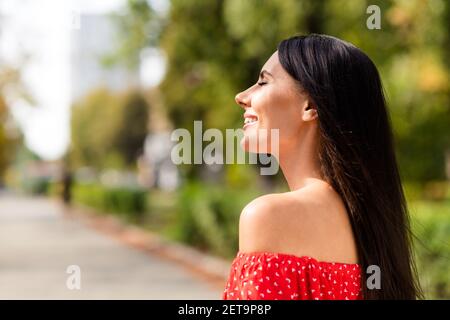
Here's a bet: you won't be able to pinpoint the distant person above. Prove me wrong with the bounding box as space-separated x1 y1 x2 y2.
222 34 422 300
62 169 72 204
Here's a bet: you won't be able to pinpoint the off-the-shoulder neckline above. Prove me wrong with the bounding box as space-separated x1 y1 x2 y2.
236 251 360 267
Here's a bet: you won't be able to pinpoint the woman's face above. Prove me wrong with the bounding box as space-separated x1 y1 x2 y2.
235 51 316 155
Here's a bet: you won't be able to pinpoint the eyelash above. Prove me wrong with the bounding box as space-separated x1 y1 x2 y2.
257 81 267 86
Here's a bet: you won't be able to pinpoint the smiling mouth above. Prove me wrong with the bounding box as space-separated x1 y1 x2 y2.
243 116 258 129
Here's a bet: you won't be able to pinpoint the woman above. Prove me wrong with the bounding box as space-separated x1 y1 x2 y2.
222 34 422 300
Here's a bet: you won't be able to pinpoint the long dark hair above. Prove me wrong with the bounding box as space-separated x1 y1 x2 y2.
278 34 422 299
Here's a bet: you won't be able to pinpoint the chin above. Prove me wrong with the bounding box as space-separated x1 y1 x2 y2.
240 136 256 153
240 133 271 154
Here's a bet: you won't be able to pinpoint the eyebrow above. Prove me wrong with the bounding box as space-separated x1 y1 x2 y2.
259 70 273 79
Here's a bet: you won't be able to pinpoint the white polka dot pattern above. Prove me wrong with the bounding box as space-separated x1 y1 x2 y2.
222 252 363 300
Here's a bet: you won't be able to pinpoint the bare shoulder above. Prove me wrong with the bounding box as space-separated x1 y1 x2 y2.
239 182 358 263
238 192 297 253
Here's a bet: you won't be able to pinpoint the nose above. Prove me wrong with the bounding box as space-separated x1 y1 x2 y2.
235 89 250 109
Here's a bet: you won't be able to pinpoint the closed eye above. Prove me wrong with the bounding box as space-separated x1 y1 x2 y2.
257 82 267 86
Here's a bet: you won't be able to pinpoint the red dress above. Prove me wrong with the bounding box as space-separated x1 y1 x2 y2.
222 251 363 300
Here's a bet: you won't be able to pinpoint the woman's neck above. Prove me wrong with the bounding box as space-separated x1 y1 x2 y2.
275 125 324 191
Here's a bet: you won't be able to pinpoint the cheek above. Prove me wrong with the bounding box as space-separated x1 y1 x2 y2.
253 89 280 125
266 94 303 145
255 88 298 128
243 86 302 153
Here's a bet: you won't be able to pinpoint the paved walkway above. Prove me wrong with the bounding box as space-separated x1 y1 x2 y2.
0 191 222 299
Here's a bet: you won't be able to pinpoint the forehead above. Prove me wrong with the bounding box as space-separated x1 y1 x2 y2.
261 51 285 77
261 50 303 95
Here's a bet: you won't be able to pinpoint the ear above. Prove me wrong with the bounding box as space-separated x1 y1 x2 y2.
301 101 318 122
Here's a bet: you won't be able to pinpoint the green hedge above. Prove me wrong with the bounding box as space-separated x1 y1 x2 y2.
404 181 449 202
172 181 260 258
72 182 147 221
23 177 51 195
410 200 450 299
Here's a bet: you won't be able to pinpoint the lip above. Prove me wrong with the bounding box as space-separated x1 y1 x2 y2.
243 112 258 129
243 112 258 120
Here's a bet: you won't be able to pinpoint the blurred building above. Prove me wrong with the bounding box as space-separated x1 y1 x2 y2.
70 14 138 102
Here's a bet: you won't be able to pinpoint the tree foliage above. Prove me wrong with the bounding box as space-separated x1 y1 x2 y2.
0 65 25 182
70 87 149 170
104 0 161 70
113 0 449 182
0 95 18 181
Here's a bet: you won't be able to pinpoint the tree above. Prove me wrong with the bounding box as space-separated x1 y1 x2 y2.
0 65 27 184
70 87 149 170
104 0 160 71
111 0 449 183
0 95 18 182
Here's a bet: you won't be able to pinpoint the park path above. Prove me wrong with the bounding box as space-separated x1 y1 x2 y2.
0 191 223 299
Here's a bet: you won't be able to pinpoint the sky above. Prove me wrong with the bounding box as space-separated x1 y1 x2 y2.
0 0 167 160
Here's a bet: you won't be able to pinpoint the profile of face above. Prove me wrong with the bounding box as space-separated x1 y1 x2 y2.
235 51 318 157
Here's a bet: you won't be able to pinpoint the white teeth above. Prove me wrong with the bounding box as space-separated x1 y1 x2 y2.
244 118 258 124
